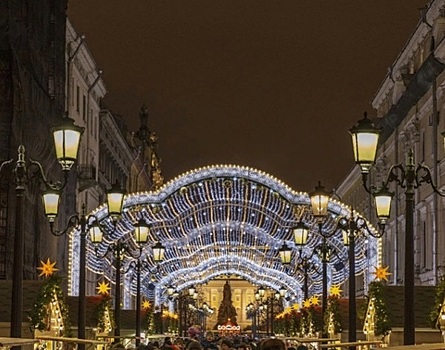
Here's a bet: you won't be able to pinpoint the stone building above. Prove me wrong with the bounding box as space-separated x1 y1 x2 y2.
0 0 69 280
337 0 445 291
66 20 156 302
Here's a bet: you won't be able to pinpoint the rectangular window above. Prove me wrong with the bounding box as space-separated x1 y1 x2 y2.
76 85 80 112
83 95 87 121
422 220 426 268
71 80 75 106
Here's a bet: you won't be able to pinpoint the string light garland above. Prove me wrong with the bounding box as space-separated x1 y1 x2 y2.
362 281 391 337
67 165 379 303
93 295 114 334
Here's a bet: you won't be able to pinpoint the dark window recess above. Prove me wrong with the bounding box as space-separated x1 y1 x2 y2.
0 183 8 279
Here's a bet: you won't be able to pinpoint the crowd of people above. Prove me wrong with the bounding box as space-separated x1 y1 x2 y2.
137 332 308 350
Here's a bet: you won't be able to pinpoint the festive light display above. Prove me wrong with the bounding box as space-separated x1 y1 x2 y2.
142 300 152 310
94 295 114 334
373 265 391 282
68 165 379 303
330 285 342 297
97 281 111 295
310 295 320 306
362 281 391 338
38 258 58 277
30 262 71 337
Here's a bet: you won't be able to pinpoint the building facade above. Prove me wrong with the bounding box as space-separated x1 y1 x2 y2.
66 20 158 301
337 0 445 290
0 0 69 280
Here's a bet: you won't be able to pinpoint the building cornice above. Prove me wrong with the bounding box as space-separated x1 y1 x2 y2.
372 22 430 109
66 18 106 97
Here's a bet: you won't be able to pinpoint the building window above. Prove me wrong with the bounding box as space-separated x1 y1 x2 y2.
83 95 87 121
71 80 74 106
422 220 426 268
76 85 80 112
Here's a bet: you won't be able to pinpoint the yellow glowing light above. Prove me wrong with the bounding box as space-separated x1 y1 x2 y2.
373 265 391 281
292 303 300 310
330 285 342 297
38 258 58 277
310 295 320 306
142 300 151 310
303 299 312 308
96 281 111 295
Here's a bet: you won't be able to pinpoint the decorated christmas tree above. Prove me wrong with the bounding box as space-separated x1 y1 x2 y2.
216 281 237 325
29 258 71 337
300 296 322 336
361 266 391 339
430 277 445 330
326 285 342 336
141 300 157 335
93 280 114 334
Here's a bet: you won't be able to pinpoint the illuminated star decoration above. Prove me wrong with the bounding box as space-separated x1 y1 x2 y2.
37 258 58 277
96 281 111 295
291 303 300 310
330 285 342 297
142 300 151 310
303 299 311 308
310 295 320 306
373 266 391 282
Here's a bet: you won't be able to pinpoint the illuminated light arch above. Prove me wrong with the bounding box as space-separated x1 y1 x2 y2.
68 165 380 303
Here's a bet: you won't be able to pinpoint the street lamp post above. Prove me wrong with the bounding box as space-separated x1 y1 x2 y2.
269 292 282 335
281 222 315 301
178 294 187 337
300 257 315 301
347 227 357 349
1 117 83 341
124 223 164 347
337 214 383 349
319 237 329 339
96 240 125 338
246 303 255 338
89 185 126 338
252 290 263 338
45 203 97 350
350 112 445 345
309 182 334 339
114 243 123 337
45 182 125 349
132 241 165 346
306 178 382 347
255 291 280 336
135 259 142 344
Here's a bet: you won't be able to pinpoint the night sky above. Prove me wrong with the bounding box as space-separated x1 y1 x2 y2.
68 1 428 193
